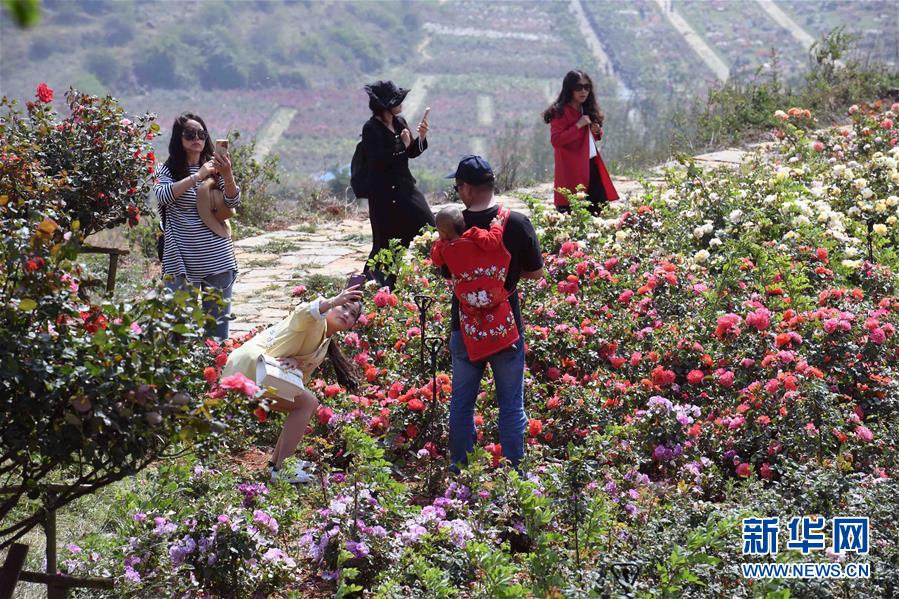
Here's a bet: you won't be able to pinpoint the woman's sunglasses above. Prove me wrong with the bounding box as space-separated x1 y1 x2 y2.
573 83 592 92
182 128 208 141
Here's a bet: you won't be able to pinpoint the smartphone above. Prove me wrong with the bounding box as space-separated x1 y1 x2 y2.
346 274 366 290
214 139 229 153
422 107 431 122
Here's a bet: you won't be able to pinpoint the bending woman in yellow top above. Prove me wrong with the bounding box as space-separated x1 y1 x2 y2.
224 285 363 483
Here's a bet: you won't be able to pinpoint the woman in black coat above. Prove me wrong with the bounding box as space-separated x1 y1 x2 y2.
360 80 434 286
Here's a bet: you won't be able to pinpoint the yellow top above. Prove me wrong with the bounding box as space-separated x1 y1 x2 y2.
223 298 331 382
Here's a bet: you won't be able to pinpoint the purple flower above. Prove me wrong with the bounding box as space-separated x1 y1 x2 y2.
346 540 370 559
432 497 452 509
132 512 146 522
647 396 673 413
439 519 473 548
66 543 82 554
262 548 296 568
124 565 141 583
237 483 269 508
153 517 176 536
401 524 428 544
331 472 346 484
253 510 279 535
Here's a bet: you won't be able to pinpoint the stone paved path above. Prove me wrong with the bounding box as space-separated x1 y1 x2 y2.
229 150 748 335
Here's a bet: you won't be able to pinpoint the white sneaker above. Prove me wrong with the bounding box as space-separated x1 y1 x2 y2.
270 462 313 484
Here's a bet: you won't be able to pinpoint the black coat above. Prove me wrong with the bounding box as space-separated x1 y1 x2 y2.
361 116 435 261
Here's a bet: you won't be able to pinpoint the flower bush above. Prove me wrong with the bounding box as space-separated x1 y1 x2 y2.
0 86 249 550
1 84 159 237
63 104 899 597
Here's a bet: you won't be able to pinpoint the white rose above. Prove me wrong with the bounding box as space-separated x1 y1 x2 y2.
693 226 705 240
693 249 710 263
841 259 862 269
615 230 628 242
873 223 888 235
709 237 722 247
728 209 743 223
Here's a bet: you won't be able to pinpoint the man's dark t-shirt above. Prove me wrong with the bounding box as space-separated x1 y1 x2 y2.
442 204 543 334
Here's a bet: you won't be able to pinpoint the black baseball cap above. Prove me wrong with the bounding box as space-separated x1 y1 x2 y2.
446 155 495 185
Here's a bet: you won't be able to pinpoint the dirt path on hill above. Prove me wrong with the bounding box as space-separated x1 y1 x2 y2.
252 107 297 162
653 0 729 82
569 0 633 101
755 0 816 52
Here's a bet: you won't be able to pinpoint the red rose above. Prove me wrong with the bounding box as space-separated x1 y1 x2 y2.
253 406 268 423
527 419 543 437
203 367 218 384
687 370 704 385
651 366 676 387
736 463 752 478
407 398 425 411
546 367 561 381
36 83 54 103
324 384 341 397
215 352 228 367
317 406 334 425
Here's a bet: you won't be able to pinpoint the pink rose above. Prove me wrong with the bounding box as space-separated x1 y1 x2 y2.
219 372 260 397
854 425 873 442
718 370 735 388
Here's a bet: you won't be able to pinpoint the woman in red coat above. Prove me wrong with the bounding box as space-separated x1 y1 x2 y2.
544 70 619 213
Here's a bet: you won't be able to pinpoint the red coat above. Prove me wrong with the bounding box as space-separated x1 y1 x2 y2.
550 104 619 207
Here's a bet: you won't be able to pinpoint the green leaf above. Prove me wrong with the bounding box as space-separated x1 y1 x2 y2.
2 0 40 28
18 298 36 311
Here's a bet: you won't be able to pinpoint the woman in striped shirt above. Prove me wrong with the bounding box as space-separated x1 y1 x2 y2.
154 113 241 339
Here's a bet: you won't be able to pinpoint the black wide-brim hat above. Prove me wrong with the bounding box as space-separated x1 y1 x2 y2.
364 80 410 110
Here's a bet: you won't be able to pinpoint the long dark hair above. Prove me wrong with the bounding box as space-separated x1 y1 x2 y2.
165 113 214 182
326 300 363 391
542 70 604 126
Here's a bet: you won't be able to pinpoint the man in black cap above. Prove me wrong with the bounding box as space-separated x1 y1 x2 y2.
443 155 544 470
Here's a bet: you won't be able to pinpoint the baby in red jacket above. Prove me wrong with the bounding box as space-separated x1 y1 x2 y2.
430 206 518 361
431 206 503 257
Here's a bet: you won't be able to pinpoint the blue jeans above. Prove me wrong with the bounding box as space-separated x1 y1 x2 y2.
448 330 527 468
166 270 236 340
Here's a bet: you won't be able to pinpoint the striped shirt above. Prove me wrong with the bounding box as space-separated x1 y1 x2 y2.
154 163 241 281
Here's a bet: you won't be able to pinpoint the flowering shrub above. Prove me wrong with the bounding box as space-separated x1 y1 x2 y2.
1 85 159 237
0 86 236 550
62 462 300 598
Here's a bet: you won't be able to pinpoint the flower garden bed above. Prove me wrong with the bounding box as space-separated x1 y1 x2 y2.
51 102 899 597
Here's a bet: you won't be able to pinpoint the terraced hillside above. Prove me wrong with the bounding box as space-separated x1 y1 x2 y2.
1 0 894 192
